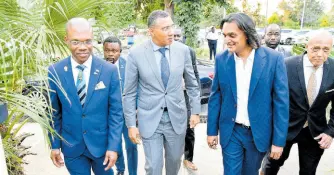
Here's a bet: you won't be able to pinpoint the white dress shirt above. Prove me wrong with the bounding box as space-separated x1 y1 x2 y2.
234 49 255 126
71 55 92 94
303 54 323 100
206 31 219 40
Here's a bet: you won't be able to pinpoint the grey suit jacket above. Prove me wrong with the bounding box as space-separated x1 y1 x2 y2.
123 40 201 138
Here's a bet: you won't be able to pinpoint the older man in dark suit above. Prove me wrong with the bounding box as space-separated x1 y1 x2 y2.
263 30 334 175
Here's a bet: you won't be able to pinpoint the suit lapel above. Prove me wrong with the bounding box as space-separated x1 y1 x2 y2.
167 43 177 89
226 52 237 103
63 57 81 107
314 59 330 103
84 57 102 110
249 48 266 99
296 54 308 106
144 41 164 89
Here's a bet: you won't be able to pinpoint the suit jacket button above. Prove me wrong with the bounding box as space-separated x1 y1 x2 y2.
234 104 237 108
82 115 85 118
161 107 164 110
165 92 167 95
83 131 87 134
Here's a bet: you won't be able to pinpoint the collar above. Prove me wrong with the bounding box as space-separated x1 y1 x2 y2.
303 54 324 68
151 39 169 52
71 55 93 70
234 49 255 61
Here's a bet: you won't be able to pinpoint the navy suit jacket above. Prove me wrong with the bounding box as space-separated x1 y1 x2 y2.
207 47 289 152
48 56 124 158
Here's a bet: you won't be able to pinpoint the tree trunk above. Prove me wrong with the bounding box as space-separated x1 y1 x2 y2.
164 0 174 20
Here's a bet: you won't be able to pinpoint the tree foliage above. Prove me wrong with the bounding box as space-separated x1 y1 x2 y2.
92 0 136 33
268 12 281 25
175 0 202 47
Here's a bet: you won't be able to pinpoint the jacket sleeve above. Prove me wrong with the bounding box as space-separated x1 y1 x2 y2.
47 65 62 149
272 54 290 147
107 66 124 152
207 57 221 136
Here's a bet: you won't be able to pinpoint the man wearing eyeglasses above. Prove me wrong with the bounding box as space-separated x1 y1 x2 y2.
123 10 201 175
263 24 291 57
263 30 334 175
48 18 123 175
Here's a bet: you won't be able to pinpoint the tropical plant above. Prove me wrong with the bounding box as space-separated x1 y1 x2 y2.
0 0 128 174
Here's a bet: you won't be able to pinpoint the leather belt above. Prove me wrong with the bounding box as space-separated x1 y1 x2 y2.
235 123 251 130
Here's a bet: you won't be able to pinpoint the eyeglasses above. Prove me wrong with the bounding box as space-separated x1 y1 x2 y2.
160 24 175 32
69 40 93 46
310 46 331 53
174 35 181 37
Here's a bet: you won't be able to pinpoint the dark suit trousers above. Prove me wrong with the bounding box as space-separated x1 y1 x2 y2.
207 39 217 60
184 91 195 162
263 127 324 175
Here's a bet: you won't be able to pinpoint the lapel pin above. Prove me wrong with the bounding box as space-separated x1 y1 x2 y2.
64 66 68 72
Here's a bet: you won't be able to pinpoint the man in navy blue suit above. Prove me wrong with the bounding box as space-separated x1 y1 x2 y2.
48 18 123 175
207 13 289 175
103 36 138 175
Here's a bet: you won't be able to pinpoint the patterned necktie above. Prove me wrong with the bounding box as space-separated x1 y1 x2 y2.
307 67 318 106
304 66 318 128
158 47 170 88
76 65 86 107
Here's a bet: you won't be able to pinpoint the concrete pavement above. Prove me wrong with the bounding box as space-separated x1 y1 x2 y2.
20 123 334 175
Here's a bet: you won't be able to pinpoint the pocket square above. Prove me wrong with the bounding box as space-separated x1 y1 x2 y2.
95 81 106 90
325 89 334 93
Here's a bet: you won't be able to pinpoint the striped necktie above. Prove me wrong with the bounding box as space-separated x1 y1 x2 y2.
76 65 86 107
158 47 170 88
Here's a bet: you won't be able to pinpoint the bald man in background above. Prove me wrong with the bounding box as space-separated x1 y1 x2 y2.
263 30 334 175
263 24 291 57
48 18 123 174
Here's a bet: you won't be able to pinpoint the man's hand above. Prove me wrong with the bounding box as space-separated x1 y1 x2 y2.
190 114 200 128
103 151 118 171
207 136 218 149
270 145 283 160
315 133 333 149
128 127 141 144
50 149 64 168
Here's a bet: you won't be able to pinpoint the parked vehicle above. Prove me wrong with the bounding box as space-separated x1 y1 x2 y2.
197 60 214 104
291 30 311 45
280 29 296 45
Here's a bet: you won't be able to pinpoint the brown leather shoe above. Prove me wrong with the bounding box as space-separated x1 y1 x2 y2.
183 160 198 171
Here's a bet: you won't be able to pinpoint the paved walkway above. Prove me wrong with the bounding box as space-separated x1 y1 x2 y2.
21 123 334 175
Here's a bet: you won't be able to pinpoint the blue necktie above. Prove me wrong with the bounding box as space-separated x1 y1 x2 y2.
158 47 170 88
76 65 86 107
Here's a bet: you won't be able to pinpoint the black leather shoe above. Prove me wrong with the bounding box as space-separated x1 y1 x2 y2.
117 172 124 175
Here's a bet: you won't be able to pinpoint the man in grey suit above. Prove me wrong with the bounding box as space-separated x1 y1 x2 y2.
122 10 201 175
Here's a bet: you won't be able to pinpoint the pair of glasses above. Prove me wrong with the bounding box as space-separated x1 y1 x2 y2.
311 46 331 53
174 35 181 37
160 24 175 32
69 40 93 46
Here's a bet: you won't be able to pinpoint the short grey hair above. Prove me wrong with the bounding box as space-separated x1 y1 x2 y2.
147 10 169 28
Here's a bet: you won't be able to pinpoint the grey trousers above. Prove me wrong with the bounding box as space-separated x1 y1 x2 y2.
142 111 186 175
